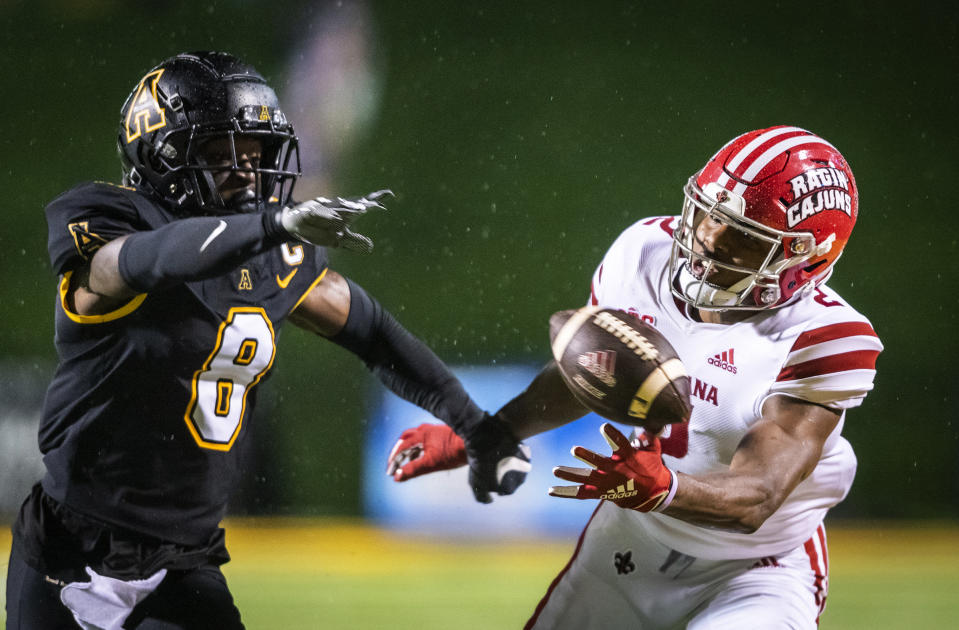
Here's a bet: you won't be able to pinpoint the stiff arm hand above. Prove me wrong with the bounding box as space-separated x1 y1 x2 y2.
280 189 392 252
550 423 677 513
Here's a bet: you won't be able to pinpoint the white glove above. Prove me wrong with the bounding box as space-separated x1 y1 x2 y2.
280 189 392 252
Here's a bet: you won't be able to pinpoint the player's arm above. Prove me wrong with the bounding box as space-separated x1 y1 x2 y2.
551 394 839 532
495 360 590 439
384 359 588 483
68 250 138 315
288 271 485 431
69 193 385 316
289 272 531 503
662 395 840 532
69 211 290 315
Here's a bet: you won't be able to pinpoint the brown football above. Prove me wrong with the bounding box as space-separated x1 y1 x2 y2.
549 306 692 429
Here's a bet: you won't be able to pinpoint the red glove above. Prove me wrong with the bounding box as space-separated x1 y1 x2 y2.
387 423 467 481
549 423 677 513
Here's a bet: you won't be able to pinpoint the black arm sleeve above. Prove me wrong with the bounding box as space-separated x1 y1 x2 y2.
330 278 486 435
117 210 289 292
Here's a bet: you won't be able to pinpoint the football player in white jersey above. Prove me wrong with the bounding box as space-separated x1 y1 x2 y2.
388 125 882 629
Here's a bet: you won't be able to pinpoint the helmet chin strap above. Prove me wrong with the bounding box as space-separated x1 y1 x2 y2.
675 262 755 309
225 188 259 213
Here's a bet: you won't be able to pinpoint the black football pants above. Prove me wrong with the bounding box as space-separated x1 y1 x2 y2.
6 540 245 630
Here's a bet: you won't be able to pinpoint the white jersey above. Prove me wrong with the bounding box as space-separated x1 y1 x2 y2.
589 216 883 560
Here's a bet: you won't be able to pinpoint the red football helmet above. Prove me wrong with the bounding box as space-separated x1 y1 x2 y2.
670 125 858 310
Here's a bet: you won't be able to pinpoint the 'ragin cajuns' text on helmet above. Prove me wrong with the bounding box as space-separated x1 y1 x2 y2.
669 125 858 311
117 51 300 215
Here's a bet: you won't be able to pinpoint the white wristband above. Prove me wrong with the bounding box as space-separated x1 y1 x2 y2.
653 469 679 512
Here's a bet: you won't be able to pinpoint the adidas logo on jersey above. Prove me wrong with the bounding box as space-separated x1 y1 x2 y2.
707 349 738 374
577 350 617 387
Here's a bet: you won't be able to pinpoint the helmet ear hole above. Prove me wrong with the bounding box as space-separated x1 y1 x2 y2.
144 147 164 175
133 142 163 179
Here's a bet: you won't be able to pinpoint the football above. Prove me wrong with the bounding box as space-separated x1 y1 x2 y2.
549 306 692 429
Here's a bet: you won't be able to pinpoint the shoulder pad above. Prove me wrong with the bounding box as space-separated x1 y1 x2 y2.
45 182 158 275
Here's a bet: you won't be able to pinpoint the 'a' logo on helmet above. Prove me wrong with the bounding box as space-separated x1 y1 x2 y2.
125 68 167 144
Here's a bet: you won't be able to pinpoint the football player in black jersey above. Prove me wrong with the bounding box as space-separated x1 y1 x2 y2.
5 51 531 629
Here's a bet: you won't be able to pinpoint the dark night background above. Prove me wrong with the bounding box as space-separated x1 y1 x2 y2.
0 1 956 522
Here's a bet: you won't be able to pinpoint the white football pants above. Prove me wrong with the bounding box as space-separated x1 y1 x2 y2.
526 502 829 630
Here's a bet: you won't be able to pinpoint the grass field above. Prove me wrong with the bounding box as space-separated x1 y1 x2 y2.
3 519 958 628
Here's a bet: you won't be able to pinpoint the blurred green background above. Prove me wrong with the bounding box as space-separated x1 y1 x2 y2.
0 0 956 524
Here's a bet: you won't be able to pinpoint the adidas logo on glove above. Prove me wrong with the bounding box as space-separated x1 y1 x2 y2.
600 479 639 501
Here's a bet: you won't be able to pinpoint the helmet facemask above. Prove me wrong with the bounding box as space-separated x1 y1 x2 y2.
669 177 822 311
184 116 300 215
117 52 301 216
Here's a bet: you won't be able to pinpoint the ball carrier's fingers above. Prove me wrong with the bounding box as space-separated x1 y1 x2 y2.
600 422 633 451
552 466 596 483
550 444 606 500
547 422 673 507
549 464 602 499
549 428 614 499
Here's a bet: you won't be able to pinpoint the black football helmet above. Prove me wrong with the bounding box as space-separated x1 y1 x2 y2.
117 51 300 214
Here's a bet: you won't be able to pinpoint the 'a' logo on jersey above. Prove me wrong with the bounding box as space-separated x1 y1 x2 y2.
707 348 738 374
68 221 108 260
238 269 253 291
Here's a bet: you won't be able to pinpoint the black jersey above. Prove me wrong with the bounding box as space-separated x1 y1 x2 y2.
40 182 328 546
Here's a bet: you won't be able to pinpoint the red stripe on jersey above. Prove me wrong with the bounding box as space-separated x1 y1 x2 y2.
641 215 676 237
792 322 877 351
657 217 675 237
818 525 829 576
590 265 603 305
804 524 829 620
776 350 880 382
524 504 603 629
804 537 821 606
804 534 825 611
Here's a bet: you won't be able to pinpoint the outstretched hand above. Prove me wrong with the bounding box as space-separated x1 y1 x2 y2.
280 189 392 252
386 416 532 504
549 423 676 513
387 423 467 481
